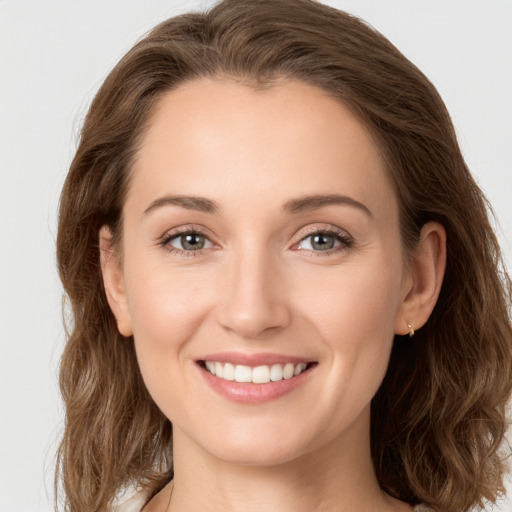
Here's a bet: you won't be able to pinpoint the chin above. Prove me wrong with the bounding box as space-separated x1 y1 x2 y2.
210 440 309 467
185 419 317 468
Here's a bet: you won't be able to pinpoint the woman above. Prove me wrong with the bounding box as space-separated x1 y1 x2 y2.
55 1 512 511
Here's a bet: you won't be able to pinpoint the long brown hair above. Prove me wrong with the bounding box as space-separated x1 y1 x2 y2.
56 1 512 511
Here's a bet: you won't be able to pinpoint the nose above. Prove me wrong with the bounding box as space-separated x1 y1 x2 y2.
215 242 292 340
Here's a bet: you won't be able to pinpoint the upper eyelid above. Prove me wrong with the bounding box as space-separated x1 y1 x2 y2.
161 224 216 241
162 223 349 238
292 224 352 245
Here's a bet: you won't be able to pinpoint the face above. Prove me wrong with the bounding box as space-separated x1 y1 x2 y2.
106 78 414 466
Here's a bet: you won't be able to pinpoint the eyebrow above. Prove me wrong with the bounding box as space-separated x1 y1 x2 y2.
144 195 219 215
143 193 372 218
282 194 372 217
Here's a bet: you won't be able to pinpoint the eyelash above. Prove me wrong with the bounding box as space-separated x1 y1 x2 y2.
159 226 354 258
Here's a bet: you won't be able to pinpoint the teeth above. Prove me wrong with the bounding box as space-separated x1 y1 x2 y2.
270 364 282 382
234 365 252 382
204 361 309 383
294 363 307 376
283 363 294 379
253 365 270 384
223 362 235 381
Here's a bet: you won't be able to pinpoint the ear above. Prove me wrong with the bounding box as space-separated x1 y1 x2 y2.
99 226 133 337
395 221 447 336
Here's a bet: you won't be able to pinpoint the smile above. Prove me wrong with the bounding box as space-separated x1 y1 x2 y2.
197 353 317 403
204 361 309 384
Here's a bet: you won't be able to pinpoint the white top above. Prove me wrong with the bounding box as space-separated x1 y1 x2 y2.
111 490 149 512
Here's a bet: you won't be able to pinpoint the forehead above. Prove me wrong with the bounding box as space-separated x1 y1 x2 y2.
128 78 396 220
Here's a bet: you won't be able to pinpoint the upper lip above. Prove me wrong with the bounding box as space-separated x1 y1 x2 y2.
198 351 314 366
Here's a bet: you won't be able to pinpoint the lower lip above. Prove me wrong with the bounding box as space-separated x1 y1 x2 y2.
198 363 315 404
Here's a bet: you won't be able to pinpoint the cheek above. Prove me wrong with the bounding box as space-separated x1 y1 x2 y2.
126 257 207 337
124 266 215 428
123 261 211 389
298 259 402 403
300 260 402 343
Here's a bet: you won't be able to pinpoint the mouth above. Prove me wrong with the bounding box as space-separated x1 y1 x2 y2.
198 360 317 384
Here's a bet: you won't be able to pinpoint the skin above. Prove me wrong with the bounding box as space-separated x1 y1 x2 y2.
101 78 446 512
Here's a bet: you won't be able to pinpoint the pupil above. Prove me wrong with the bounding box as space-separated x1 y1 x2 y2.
182 233 204 250
312 234 334 250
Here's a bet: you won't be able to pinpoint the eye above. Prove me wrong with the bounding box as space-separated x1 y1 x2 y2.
295 228 353 255
162 230 214 255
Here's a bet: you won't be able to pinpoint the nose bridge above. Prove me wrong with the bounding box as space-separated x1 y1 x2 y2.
216 235 291 339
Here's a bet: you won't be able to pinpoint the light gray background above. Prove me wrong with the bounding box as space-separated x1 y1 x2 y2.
1 1 511 511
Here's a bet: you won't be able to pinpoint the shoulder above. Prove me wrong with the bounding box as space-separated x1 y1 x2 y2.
413 505 435 512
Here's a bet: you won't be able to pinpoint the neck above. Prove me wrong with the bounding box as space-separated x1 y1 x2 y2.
166 406 410 512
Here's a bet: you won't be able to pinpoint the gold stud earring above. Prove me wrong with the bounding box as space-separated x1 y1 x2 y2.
407 323 415 337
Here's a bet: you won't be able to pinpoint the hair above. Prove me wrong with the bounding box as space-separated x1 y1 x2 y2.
55 1 512 511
